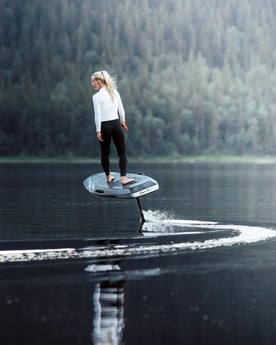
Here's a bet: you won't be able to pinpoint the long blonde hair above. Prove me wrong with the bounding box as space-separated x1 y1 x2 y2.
91 70 117 102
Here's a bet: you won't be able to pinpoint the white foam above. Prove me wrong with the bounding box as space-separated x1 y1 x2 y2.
141 211 276 249
144 209 173 222
0 248 74 255
164 219 218 225
94 224 276 256
82 223 276 257
142 210 218 233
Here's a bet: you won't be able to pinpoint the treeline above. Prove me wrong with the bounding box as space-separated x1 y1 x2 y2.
1 0 276 157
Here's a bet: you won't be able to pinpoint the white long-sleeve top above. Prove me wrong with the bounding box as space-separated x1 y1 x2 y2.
92 87 125 132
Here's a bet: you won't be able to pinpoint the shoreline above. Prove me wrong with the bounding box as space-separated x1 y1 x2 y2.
0 155 276 164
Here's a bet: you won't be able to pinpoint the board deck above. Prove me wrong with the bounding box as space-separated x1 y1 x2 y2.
83 172 159 199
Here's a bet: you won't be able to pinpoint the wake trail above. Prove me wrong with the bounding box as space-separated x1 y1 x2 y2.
0 210 275 263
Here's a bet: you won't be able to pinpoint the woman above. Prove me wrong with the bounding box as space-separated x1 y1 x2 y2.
91 70 134 185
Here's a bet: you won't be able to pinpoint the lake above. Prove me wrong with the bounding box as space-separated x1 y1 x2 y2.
1 162 276 344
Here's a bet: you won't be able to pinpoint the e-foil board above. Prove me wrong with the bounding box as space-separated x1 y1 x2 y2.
83 172 159 199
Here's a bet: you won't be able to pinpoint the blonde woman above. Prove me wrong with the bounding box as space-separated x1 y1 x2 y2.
91 70 134 185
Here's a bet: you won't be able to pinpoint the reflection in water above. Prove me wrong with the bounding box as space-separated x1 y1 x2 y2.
85 263 125 345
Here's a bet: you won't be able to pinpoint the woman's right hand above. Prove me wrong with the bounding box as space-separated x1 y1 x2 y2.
97 132 104 142
120 120 129 131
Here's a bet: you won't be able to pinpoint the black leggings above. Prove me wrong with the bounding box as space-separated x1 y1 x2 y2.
100 119 127 176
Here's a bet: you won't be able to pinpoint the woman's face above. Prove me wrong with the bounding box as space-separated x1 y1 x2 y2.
91 78 102 90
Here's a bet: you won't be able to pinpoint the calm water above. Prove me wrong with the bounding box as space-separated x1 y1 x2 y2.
1 162 276 344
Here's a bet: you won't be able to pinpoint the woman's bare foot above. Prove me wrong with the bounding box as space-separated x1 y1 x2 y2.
107 175 115 183
121 176 135 185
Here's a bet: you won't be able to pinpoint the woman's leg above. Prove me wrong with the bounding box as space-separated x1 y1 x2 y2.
112 121 127 176
100 123 112 176
112 121 134 185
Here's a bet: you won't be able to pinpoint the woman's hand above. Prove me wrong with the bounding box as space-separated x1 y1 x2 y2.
97 132 103 142
120 120 128 131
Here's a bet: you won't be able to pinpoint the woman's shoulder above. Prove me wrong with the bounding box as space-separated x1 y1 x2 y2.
114 89 121 99
92 88 105 100
92 92 98 101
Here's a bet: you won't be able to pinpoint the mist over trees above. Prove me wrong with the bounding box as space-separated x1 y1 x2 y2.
1 0 276 157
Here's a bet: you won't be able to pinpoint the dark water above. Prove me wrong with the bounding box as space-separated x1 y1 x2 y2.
1 162 276 344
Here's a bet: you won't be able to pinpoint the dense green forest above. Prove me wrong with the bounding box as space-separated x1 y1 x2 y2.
1 0 276 157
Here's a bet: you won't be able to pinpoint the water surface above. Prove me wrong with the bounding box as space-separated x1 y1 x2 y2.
1 162 276 344
1 162 276 240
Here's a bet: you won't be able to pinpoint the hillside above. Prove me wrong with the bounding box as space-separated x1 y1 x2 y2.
1 0 276 156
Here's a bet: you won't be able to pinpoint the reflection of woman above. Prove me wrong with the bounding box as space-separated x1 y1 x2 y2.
91 70 134 185
85 263 125 345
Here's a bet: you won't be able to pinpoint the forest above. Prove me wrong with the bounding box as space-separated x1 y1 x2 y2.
1 0 276 157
